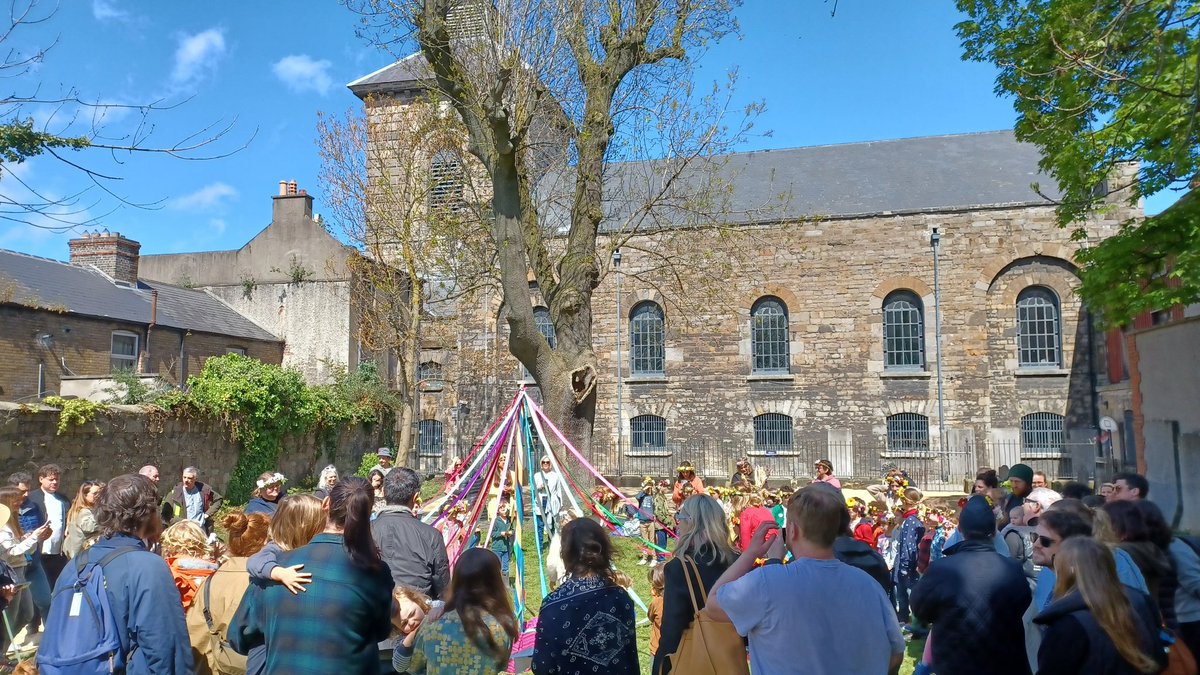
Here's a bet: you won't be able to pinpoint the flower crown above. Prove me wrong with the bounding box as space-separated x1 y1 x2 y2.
676 464 695 474
256 473 286 489
642 476 656 488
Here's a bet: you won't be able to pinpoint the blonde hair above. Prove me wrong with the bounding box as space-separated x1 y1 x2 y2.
394 585 432 612
1053 537 1159 673
67 481 103 527
161 520 212 559
268 494 325 551
674 495 738 566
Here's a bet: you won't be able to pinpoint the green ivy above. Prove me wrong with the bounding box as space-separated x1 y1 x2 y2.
41 396 106 435
357 452 381 478
183 356 395 503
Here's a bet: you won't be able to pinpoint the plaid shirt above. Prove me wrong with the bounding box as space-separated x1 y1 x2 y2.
229 533 395 674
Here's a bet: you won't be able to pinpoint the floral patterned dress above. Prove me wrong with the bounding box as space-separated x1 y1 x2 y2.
532 575 638 675
393 610 513 675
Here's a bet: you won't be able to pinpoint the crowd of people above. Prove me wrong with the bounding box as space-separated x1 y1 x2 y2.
0 454 1191 675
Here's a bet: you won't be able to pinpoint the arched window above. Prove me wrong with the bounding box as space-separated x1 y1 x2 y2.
629 415 667 453
1022 412 1065 456
886 413 930 454
417 361 443 392
753 413 793 454
1016 287 1061 367
418 419 444 456
533 306 556 348
751 297 789 374
630 302 665 376
883 291 925 370
429 150 464 212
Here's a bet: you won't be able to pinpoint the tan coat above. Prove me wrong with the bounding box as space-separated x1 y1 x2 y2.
185 556 251 675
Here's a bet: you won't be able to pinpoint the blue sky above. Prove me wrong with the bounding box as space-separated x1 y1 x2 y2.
0 1 1176 261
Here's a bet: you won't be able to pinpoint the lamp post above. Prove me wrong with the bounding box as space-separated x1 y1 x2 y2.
931 227 946 470
613 248 624 477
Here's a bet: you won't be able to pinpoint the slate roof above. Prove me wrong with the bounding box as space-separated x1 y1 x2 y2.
533 130 1062 233
0 250 279 342
347 54 432 97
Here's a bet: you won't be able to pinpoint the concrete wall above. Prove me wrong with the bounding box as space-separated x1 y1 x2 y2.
0 306 283 402
0 402 387 498
206 280 356 384
1131 317 1200 532
138 192 360 384
139 194 351 287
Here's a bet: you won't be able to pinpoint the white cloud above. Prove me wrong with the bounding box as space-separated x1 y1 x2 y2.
170 182 237 210
92 0 129 21
172 29 226 86
210 218 227 235
271 55 333 96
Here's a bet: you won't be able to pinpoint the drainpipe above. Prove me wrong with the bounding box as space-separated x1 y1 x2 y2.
37 362 44 398
178 330 187 384
141 290 158 374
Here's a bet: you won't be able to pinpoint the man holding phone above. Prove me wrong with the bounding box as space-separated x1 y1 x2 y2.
28 464 70 588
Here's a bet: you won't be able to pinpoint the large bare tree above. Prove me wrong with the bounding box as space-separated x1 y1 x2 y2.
350 0 760 458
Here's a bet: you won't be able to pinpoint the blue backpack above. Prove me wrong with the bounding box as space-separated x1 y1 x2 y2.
37 546 139 675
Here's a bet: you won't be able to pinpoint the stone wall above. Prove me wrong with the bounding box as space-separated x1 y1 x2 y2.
0 402 386 498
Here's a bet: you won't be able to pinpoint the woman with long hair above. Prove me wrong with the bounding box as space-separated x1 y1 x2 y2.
244 472 286 516
246 494 325 594
63 479 103 558
368 469 387 516
1105 499 1180 629
1034 536 1165 674
313 465 338 501
532 518 638 675
0 487 49 656
393 548 519 674
653 493 739 675
230 477 394 673
185 510 270 675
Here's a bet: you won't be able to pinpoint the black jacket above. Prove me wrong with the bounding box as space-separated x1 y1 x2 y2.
1034 587 1167 675
369 506 450 600
834 535 893 596
652 545 731 675
911 538 1033 675
27 488 69 553
1120 540 1179 629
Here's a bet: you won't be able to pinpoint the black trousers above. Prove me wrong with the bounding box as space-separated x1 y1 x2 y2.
41 553 67 590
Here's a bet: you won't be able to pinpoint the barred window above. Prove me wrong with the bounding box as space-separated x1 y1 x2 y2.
629 415 667 453
630 302 665 376
883 291 925 369
418 419 444 456
886 413 930 454
429 150 464 212
417 361 443 391
1017 287 1061 367
1022 412 1065 456
753 413 794 454
751 297 789 374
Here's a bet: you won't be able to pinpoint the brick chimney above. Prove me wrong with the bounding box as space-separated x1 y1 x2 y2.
68 230 141 285
272 179 313 223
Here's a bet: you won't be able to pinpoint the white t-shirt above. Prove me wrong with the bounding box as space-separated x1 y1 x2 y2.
716 557 904 675
41 490 66 555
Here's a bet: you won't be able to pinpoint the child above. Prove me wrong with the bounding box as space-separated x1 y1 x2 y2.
647 563 666 662
634 478 658 566
488 500 514 577
160 520 219 609
652 480 672 566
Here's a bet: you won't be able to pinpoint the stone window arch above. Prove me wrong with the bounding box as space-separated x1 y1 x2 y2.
1016 286 1061 367
883 290 925 370
630 301 665 376
751 296 789 374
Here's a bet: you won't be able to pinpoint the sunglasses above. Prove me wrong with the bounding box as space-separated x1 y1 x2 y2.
1031 533 1058 548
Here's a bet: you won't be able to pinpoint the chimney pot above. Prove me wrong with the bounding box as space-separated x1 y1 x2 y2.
279 180 287 196
288 180 298 196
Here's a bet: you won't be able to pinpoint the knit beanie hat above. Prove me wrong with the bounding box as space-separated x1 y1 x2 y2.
959 495 996 539
1008 463 1034 484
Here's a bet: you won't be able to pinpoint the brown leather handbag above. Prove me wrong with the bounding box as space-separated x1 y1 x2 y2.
665 556 749 675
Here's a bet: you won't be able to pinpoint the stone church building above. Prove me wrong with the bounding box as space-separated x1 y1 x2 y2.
349 60 1140 489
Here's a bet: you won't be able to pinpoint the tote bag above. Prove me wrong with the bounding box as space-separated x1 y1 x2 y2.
665 556 749 675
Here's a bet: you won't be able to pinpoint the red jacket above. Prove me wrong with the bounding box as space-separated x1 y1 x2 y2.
853 521 877 548
738 506 777 552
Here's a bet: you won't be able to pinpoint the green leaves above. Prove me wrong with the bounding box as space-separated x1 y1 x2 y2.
957 0 1200 323
0 119 90 166
186 355 395 503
